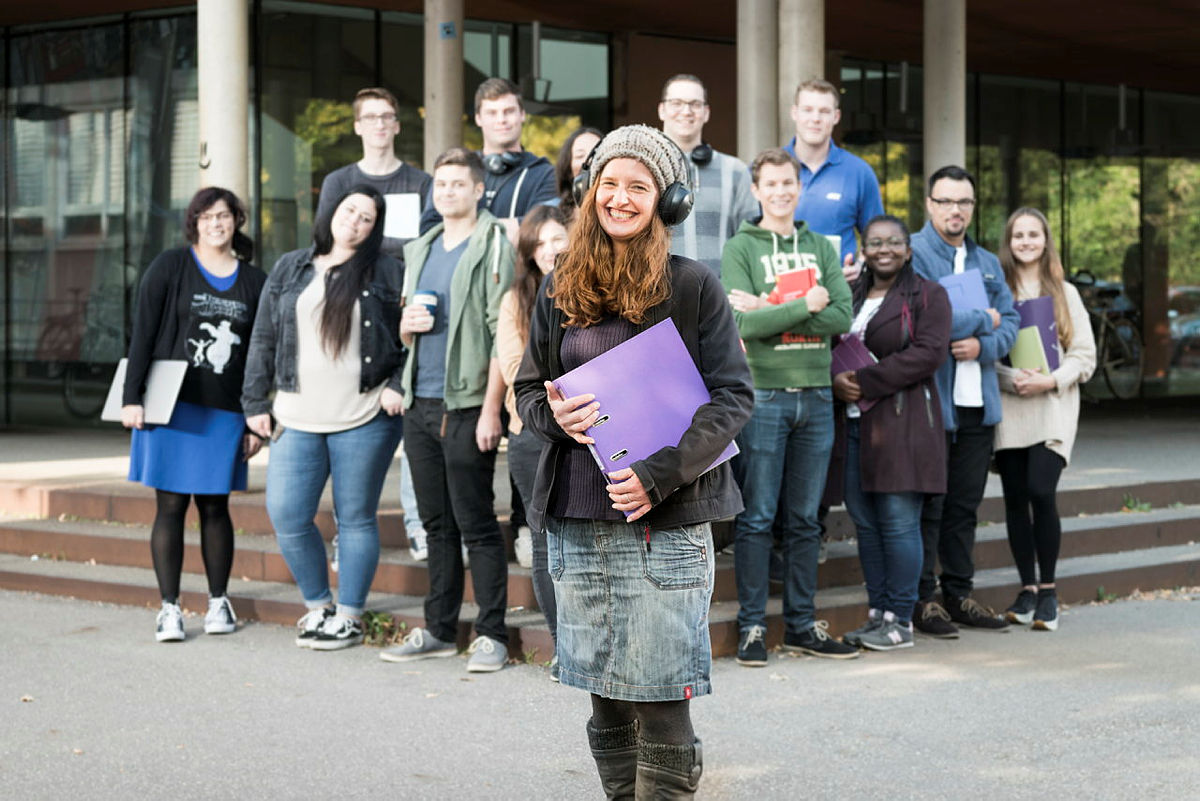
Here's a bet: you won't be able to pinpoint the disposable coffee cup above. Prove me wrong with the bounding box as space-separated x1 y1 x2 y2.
411 291 438 332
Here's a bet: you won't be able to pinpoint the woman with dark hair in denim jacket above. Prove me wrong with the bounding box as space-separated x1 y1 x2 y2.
242 185 405 652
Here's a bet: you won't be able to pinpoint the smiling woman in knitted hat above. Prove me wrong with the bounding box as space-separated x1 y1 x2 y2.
515 124 753 799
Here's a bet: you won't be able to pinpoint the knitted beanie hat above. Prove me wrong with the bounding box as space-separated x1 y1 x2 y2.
588 124 692 195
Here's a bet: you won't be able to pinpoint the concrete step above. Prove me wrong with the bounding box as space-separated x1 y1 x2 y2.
2 533 1196 659
0 551 554 661
3 502 1199 613
708 541 1200 656
0 516 541 610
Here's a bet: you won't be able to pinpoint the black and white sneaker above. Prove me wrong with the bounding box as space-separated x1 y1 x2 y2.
204 596 237 635
1005 589 1037 625
736 625 768 667
155 601 185 642
309 613 364 651
1031 589 1059 632
782 621 860 659
294 606 334 648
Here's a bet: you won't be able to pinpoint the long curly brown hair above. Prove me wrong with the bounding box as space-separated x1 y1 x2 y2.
549 177 672 327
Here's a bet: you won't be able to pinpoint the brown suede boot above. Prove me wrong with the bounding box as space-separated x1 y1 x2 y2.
587 719 639 800
635 737 702 800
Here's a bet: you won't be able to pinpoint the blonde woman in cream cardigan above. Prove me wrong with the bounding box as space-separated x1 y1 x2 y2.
994 208 1096 632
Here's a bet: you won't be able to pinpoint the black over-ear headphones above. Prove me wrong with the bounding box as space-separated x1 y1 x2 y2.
690 142 713 166
571 132 694 227
482 151 524 175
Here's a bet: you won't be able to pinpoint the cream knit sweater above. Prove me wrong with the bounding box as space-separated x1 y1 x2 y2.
995 281 1096 465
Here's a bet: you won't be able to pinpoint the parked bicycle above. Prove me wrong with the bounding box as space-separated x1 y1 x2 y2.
1069 269 1144 399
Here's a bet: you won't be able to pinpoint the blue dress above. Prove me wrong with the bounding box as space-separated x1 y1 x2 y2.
127 253 256 495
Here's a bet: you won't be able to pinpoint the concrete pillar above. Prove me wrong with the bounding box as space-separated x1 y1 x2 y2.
197 0 249 201
737 0 779 163
923 0 967 183
424 0 464 171
778 0 824 144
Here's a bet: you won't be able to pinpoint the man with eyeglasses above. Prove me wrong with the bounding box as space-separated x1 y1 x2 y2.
783 79 884 274
658 74 758 273
317 87 432 266
316 86 432 563
911 165 1019 637
419 78 557 243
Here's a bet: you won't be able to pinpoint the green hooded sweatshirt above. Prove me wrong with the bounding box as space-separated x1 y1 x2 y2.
720 219 852 388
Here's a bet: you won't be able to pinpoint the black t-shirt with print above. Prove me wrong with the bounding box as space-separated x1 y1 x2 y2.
173 261 266 412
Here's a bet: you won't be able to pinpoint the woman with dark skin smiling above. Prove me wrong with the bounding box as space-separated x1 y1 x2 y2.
832 215 952 650
515 125 752 799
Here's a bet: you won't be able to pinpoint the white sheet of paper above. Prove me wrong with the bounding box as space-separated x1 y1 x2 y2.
383 193 421 240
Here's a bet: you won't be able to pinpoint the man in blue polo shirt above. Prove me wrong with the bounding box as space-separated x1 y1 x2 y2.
783 78 884 272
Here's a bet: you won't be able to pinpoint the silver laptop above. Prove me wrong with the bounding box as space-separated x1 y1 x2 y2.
101 359 189 425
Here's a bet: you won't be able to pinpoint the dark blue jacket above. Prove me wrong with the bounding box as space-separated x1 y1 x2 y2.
910 221 1018 430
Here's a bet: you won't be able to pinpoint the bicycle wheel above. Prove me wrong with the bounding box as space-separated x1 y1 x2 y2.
63 362 111 419
1102 317 1144 400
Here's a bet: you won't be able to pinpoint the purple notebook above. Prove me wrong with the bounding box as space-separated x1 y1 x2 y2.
830 333 880 412
1011 295 1061 371
938 269 989 312
553 319 739 514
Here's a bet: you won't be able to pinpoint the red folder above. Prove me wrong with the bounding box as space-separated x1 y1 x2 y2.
766 268 817 304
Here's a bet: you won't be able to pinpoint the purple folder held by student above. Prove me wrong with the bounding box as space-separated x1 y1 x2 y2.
938 269 989 312
553 319 739 515
1006 295 1061 372
831 333 880 412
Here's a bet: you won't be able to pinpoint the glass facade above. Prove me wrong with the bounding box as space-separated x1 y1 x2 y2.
839 59 1200 399
1 9 1197 425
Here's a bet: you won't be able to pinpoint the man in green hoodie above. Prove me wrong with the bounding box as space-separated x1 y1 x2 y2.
721 148 858 666
379 147 515 673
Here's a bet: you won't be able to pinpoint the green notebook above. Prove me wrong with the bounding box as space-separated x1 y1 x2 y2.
1009 326 1051 375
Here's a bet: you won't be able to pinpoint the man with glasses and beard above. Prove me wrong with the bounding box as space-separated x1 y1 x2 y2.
910 165 1019 638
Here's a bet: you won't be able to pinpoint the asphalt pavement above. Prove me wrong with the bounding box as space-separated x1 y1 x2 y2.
4 589 1198 800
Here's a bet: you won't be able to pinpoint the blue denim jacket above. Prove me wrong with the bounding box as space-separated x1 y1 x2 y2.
241 247 405 417
910 221 1018 431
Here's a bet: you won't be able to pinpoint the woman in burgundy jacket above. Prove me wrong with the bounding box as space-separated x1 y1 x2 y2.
832 214 952 651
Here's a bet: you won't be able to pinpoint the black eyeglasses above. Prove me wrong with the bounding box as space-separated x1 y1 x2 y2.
864 236 907 249
929 197 975 210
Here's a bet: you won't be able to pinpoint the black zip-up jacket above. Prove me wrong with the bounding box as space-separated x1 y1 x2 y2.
241 247 405 417
515 256 754 531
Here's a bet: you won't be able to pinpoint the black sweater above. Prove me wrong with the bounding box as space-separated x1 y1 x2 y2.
515 256 755 531
123 247 267 413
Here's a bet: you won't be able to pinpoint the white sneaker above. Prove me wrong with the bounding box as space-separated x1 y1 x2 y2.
461 543 470 569
408 528 428 562
294 606 334 648
156 601 185 642
204 596 237 635
514 526 533 568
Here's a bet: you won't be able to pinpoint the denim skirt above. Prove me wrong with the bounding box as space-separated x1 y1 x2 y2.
546 517 716 702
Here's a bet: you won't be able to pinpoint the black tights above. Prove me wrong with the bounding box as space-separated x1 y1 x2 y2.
150 490 234 603
995 445 1065 587
590 694 694 745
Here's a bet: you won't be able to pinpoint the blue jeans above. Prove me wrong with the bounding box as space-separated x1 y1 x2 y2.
267 412 403 616
843 419 923 622
734 387 834 634
506 426 557 642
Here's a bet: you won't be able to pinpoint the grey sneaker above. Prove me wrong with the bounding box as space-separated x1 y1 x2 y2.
1006 589 1037 625
859 614 914 651
155 601 185 642
294 606 334 648
203 596 237 635
379 627 457 663
466 635 507 673
843 609 882 647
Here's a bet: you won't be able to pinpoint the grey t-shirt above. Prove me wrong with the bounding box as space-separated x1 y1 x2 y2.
317 162 432 260
414 233 469 398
